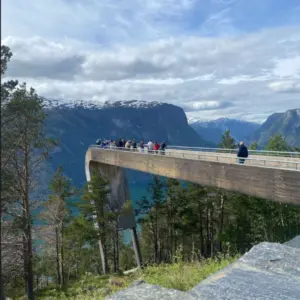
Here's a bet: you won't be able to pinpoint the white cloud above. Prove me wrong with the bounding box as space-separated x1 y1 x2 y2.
268 81 300 93
2 0 300 123
272 56 300 78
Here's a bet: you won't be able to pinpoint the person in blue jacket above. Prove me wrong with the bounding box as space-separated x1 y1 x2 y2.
237 141 248 164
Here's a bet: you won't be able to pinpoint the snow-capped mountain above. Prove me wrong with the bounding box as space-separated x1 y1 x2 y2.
45 99 211 186
44 99 164 110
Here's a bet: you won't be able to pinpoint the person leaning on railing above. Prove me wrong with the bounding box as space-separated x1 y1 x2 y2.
138 140 145 152
153 141 160 154
159 141 167 155
147 140 154 153
237 141 249 164
131 139 137 151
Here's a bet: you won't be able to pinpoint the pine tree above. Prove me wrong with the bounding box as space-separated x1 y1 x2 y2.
80 172 110 274
218 130 236 149
41 166 75 287
249 142 258 150
3 83 56 299
265 134 289 151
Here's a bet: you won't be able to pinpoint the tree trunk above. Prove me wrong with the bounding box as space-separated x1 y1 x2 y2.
115 225 119 272
98 217 109 274
154 208 159 264
218 195 225 253
24 208 34 299
59 226 64 286
206 200 210 257
113 231 117 273
198 202 204 257
0 201 5 300
209 208 214 257
55 228 61 286
23 150 34 300
36 275 39 290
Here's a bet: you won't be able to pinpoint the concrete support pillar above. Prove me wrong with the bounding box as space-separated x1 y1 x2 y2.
86 161 143 272
98 239 108 274
131 227 143 269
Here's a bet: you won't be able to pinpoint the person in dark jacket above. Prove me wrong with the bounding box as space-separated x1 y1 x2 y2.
237 141 248 164
159 141 167 155
132 139 137 150
121 138 126 147
116 138 121 148
96 139 101 146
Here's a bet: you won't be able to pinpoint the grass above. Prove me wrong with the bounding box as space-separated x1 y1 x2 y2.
34 256 237 300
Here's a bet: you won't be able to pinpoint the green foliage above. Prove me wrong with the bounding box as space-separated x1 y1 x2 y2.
137 175 300 266
79 172 111 242
218 130 236 149
249 141 258 150
1 45 13 75
265 133 290 151
36 256 237 299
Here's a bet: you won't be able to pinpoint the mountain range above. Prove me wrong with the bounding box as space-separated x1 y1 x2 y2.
44 101 299 203
250 108 300 147
45 100 210 201
189 118 260 145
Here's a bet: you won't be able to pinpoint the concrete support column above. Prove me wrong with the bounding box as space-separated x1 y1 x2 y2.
131 227 143 269
98 239 108 274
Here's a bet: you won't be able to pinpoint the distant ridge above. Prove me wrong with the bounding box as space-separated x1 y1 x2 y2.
44 99 165 110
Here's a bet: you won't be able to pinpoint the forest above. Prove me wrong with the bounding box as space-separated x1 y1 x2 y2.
1 45 300 300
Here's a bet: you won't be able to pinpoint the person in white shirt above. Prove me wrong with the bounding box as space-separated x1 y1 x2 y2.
147 140 154 153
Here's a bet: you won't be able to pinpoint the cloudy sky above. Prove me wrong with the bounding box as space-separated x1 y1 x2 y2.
2 0 300 122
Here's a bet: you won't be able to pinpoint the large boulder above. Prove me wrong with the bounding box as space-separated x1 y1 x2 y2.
107 239 300 300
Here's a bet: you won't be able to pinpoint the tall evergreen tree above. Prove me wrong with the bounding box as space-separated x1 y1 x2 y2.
3 83 56 299
41 166 75 287
249 142 258 150
218 130 236 149
265 134 289 151
80 172 110 274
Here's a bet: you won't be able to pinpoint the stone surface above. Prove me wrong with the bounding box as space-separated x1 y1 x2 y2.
107 240 300 300
129 280 146 287
284 235 300 249
190 242 300 300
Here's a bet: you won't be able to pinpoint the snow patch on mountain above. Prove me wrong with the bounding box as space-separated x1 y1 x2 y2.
44 99 165 110
188 117 258 126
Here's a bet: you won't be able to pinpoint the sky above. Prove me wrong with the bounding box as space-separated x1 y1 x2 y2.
2 0 300 123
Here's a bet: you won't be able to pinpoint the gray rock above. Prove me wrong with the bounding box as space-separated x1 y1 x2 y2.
107 239 300 300
239 242 300 277
106 283 196 300
284 235 300 249
190 242 300 300
129 280 146 287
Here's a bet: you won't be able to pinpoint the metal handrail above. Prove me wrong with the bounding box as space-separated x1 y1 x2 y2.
167 145 300 156
89 145 300 171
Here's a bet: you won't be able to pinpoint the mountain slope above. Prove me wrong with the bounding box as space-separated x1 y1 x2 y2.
189 118 260 145
251 108 300 147
45 100 210 187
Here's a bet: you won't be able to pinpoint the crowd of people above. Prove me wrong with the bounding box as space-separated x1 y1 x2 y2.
95 138 248 162
95 138 167 154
